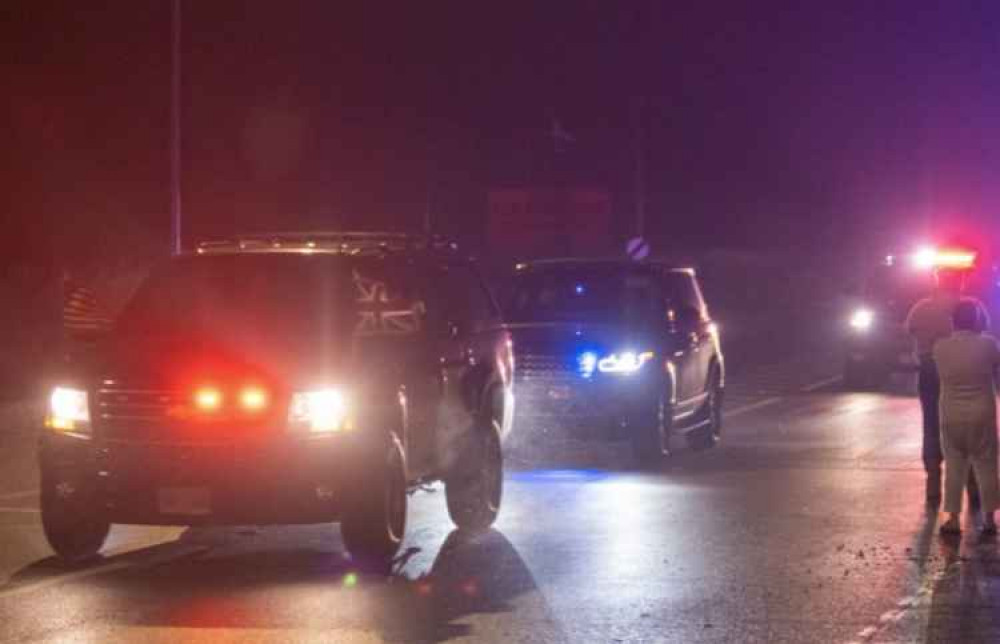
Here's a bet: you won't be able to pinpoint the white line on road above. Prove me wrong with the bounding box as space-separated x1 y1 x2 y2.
801 375 842 392
0 561 132 601
0 507 40 514
724 397 783 418
0 490 38 501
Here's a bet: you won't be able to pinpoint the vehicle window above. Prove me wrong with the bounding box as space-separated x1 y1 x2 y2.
439 264 499 329
507 265 663 324
865 266 933 306
117 255 428 345
663 272 706 316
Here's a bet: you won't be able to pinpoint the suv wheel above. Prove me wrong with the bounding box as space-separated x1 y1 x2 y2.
446 397 503 533
41 474 110 565
341 437 407 571
629 393 670 469
688 367 723 451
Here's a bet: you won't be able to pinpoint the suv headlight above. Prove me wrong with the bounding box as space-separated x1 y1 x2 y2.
598 351 655 374
288 388 352 434
849 308 874 331
46 387 91 435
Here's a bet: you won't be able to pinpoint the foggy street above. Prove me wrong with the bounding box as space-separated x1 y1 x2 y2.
0 339 991 643
7 3 1000 642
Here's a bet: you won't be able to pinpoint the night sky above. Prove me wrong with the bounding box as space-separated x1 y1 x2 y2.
5 1 1000 264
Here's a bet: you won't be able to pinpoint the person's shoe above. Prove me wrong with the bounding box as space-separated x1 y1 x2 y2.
940 515 962 535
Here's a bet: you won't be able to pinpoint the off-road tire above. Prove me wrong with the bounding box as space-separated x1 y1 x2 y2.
340 437 407 572
446 397 503 533
40 474 110 565
629 394 670 469
688 367 723 451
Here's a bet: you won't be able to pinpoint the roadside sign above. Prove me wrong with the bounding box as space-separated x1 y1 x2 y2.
626 237 650 261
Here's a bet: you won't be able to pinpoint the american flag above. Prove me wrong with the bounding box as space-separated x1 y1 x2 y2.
63 279 111 334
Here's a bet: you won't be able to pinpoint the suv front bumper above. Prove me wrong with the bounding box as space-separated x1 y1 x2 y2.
845 323 915 371
40 430 367 525
513 372 661 438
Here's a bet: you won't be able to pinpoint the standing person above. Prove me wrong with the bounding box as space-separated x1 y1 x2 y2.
905 267 990 504
933 301 1000 534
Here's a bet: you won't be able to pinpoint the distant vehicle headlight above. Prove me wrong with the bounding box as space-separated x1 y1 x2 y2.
849 308 874 331
46 387 91 435
598 351 655 374
289 388 352 434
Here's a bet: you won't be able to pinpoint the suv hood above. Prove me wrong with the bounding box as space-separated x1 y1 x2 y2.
93 330 350 391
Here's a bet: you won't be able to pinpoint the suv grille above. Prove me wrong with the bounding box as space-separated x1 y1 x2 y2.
97 388 180 422
96 388 182 440
516 354 577 382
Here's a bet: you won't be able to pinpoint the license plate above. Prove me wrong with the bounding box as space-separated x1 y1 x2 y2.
157 487 211 516
547 385 572 400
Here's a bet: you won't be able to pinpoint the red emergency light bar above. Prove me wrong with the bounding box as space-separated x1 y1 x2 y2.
911 246 977 271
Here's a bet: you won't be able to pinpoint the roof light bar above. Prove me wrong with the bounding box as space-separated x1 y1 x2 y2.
911 246 977 271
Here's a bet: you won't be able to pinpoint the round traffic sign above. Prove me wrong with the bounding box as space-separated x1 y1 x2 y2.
626 237 650 261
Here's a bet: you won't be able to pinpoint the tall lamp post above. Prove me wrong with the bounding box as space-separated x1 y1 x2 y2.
170 0 183 254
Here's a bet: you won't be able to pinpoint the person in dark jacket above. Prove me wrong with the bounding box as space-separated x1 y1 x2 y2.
905 267 990 504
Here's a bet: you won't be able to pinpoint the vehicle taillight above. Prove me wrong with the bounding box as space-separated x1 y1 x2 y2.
239 386 269 412
193 386 223 412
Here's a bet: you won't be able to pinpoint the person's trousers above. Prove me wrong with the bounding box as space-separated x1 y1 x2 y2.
942 422 999 514
918 359 943 473
918 358 980 502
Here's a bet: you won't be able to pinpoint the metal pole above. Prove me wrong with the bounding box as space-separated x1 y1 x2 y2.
423 166 433 235
170 0 182 254
633 97 646 238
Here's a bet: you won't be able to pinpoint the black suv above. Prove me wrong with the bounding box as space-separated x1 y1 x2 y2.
842 255 931 389
40 233 512 567
505 259 723 466
842 248 1000 389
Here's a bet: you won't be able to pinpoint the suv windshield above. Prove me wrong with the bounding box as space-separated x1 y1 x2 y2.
118 254 426 345
866 265 932 305
507 265 662 324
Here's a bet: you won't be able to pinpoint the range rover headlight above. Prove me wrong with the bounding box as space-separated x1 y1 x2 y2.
598 351 655 374
46 387 91 435
849 308 874 331
289 388 352 434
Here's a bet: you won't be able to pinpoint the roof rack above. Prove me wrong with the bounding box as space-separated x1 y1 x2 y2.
195 231 459 256
513 257 693 273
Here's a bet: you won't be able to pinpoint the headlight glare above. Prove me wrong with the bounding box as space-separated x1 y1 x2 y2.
849 308 874 331
598 351 655 374
46 387 91 434
289 388 351 434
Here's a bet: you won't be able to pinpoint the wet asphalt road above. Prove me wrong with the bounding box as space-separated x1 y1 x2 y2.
0 367 998 643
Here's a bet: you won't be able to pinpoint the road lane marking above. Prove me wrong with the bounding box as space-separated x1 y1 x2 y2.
847 562 956 643
801 375 842 392
724 397 783 418
0 561 133 600
0 507 40 514
0 490 38 501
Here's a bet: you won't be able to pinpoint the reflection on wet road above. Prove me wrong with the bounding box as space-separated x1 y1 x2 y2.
1 373 999 642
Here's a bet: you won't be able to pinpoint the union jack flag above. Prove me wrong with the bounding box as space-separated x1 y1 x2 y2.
352 270 424 336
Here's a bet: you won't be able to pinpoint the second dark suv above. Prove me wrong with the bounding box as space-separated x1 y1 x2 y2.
505 259 724 467
39 233 513 568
